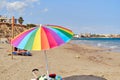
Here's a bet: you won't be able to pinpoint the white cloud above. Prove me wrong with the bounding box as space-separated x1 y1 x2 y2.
24 0 39 2
0 0 48 19
43 8 48 12
0 0 40 16
6 1 27 12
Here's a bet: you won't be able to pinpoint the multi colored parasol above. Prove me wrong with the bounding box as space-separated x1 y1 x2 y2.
11 24 73 50
11 24 74 77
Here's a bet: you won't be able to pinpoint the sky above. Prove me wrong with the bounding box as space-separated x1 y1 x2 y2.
0 0 120 34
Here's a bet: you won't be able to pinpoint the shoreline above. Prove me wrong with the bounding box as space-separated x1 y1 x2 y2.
0 43 120 80
71 39 120 53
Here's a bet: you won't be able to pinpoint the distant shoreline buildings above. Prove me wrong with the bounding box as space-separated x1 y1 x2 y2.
73 33 120 38
0 15 17 24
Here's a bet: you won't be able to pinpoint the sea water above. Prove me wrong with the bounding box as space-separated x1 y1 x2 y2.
72 38 120 52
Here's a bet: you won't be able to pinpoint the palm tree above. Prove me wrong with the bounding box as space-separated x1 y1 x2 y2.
18 17 24 24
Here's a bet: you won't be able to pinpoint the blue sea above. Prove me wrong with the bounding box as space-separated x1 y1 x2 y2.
72 38 120 52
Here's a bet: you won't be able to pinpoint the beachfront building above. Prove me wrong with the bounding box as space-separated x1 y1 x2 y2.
74 33 120 38
0 15 17 24
79 33 91 38
73 34 80 38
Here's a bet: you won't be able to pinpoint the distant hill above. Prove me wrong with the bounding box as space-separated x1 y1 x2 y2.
0 23 28 38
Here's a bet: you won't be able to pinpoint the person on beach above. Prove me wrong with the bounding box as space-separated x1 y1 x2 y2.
12 47 32 56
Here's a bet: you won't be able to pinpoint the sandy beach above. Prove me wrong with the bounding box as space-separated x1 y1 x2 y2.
0 42 120 80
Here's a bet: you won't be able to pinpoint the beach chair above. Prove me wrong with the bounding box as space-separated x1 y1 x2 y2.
31 69 62 80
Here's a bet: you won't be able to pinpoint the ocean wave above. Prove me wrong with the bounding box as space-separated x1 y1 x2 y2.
97 43 102 47
109 46 119 49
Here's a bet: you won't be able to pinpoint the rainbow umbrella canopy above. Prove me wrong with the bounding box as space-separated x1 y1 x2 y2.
11 24 73 77
11 24 73 50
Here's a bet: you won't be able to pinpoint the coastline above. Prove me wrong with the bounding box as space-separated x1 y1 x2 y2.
0 43 120 80
71 38 120 53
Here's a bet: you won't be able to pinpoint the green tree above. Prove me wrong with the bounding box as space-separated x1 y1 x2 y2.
18 17 24 24
26 24 36 28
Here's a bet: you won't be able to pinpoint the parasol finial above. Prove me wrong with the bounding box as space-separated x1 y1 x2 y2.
40 24 42 27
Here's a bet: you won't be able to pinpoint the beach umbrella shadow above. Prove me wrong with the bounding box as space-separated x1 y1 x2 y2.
63 75 107 80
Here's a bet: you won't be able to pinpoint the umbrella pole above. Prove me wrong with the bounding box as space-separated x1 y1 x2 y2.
44 50 49 77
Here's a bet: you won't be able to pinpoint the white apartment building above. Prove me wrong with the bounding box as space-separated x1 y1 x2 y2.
0 15 17 23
